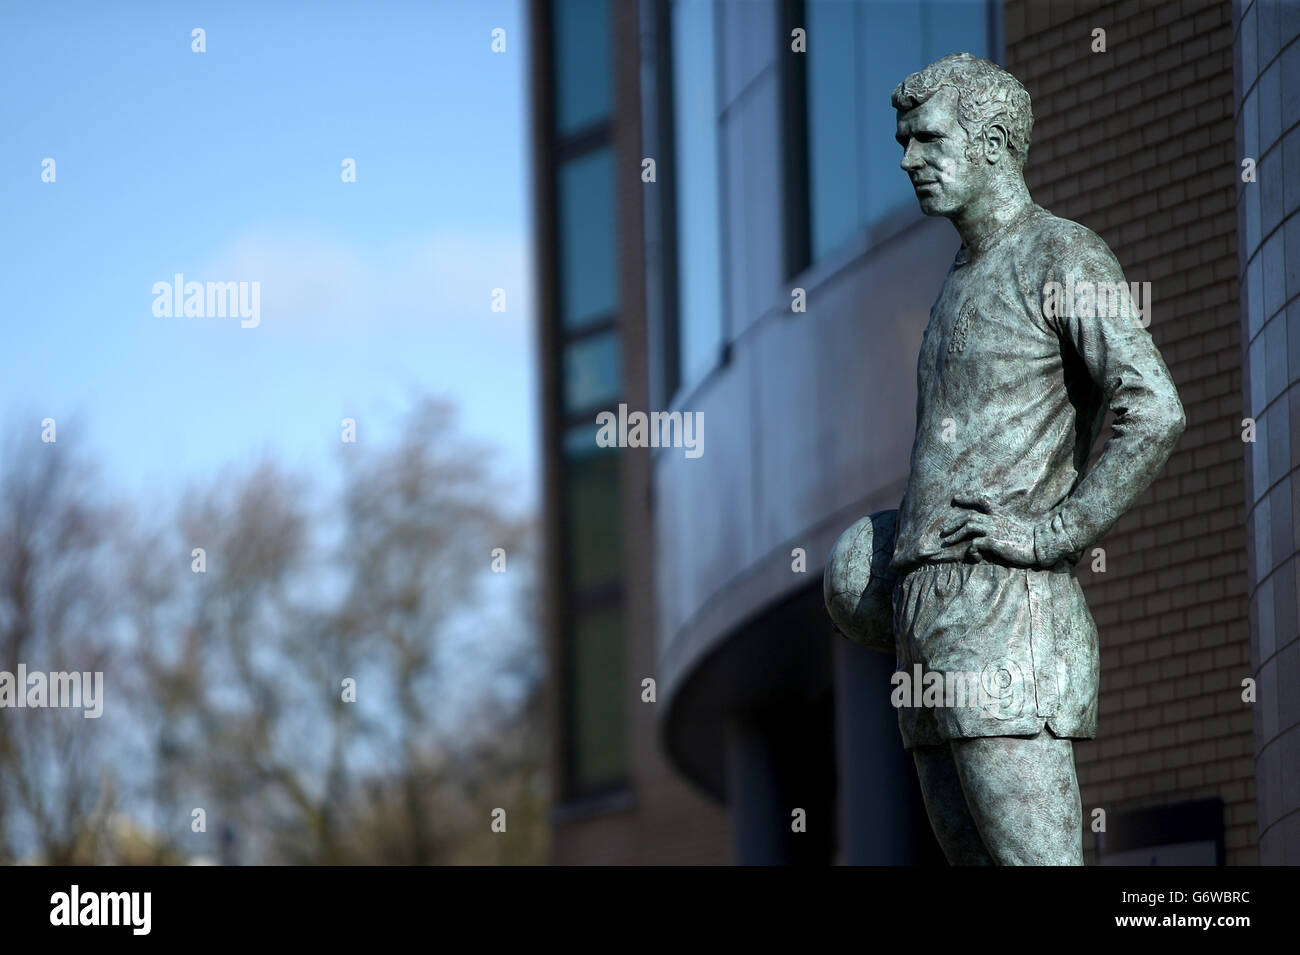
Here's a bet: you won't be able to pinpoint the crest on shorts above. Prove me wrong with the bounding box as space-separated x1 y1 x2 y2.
948 299 978 353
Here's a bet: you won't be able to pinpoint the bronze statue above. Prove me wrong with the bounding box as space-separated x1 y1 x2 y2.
826 53 1185 865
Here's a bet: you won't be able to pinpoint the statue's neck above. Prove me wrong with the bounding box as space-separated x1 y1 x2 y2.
951 179 1034 253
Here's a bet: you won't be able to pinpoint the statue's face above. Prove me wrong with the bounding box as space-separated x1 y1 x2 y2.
896 86 983 218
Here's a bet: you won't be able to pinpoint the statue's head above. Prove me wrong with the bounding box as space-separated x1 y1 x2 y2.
892 53 1033 218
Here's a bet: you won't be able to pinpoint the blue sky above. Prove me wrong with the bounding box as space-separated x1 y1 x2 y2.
0 0 535 506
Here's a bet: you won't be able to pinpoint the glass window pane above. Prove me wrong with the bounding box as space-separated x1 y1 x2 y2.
804 0 992 262
862 0 925 225
806 0 861 261
564 329 622 413
926 0 991 66
558 149 619 329
563 424 621 592
570 606 627 791
671 0 723 388
553 0 612 135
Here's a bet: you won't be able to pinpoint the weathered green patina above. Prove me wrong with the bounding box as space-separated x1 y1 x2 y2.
827 53 1185 865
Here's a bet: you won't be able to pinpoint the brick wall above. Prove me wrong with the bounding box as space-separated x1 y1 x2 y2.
1005 0 1257 863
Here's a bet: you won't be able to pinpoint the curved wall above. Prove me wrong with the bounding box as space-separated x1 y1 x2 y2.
654 212 956 713
1234 0 1300 864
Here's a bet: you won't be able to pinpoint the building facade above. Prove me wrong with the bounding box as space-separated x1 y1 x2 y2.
532 0 1291 865
1234 0 1300 864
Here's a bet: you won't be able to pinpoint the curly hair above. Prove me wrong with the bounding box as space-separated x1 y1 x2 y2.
891 53 1034 170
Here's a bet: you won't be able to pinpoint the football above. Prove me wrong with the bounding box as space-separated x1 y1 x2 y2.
823 508 900 655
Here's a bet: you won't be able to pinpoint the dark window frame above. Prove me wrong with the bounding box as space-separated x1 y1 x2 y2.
1095 798 1225 865
543 0 632 804
780 0 811 279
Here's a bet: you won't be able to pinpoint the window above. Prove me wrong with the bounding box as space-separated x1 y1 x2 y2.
928 2 992 77
670 0 723 391
859 1 925 227
558 148 619 329
804 0 993 263
570 607 628 791
553 0 612 135
563 329 622 413
548 0 629 799
562 426 622 593
1095 799 1225 865
806 0 863 258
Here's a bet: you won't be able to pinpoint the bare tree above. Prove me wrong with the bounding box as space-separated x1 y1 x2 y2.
0 397 545 865
323 396 536 864
0 420 123 863
116 396 545 864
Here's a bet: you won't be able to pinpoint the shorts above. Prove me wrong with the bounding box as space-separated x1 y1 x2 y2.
891 559 1099 749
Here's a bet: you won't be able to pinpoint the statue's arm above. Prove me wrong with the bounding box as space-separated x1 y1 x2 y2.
1033 236 1187 565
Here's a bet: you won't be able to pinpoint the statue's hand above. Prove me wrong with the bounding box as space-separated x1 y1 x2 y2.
939 495 1037 566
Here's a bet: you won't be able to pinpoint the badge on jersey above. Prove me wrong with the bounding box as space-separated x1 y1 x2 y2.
948 299 978 353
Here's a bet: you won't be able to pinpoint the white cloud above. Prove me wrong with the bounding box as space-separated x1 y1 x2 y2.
198 229 533 340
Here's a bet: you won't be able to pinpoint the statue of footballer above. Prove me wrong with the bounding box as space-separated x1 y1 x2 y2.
825 53 1185 865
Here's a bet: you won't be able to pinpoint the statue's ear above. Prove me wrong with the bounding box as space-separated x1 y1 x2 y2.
983 122 1010 164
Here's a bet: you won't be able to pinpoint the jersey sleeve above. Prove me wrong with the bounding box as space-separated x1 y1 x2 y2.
1033 226 1186 564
